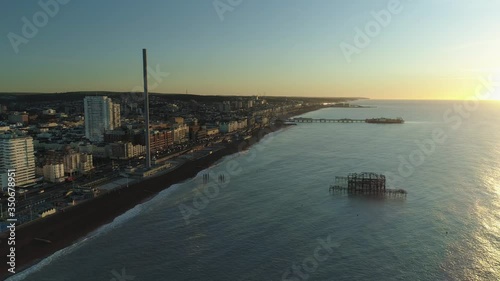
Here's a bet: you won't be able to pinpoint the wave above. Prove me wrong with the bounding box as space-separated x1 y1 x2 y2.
191 131 280 178
7 183 183 281
9 129 281 280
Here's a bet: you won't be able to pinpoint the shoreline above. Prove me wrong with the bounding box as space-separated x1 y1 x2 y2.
0 105 324 280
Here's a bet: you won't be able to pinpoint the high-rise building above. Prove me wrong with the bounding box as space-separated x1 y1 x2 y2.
84 96 121 142
63 149 94 176
0 133 36 190
42 163 65 183
112 103 121 128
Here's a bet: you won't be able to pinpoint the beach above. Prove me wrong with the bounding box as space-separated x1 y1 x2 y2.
0 105 323 280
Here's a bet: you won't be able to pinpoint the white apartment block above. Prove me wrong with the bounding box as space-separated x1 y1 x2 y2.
0 134 36 190
43 163 65 183
63 151 94 175
84 96 121 142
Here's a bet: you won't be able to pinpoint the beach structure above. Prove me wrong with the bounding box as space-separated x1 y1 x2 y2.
143 49 151 169
330 172 407 197
292 117 404 124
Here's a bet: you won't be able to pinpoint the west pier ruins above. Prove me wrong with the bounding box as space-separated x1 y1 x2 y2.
329 172 407 198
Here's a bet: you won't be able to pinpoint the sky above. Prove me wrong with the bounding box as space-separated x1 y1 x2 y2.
1 0 500 100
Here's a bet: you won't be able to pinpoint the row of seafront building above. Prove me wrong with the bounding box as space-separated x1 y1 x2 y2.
0 133 35 190
0 132 94 189
0 93 318 227
0 93 306 192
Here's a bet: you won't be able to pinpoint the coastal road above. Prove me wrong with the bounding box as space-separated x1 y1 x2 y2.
0 170 118 219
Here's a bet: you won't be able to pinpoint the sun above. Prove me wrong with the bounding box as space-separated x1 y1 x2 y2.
484 90 500 101
475 73 500 100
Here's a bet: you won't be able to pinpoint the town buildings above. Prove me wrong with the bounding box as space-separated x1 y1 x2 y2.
84 96 121 142
0 133 36 190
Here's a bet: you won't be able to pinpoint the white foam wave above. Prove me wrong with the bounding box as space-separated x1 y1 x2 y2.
6 183 183 281
8 133 279 280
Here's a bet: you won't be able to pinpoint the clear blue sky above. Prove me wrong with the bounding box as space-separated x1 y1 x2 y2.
2 0 500 99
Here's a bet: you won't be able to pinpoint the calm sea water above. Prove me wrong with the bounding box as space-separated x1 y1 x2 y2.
10 100 500 281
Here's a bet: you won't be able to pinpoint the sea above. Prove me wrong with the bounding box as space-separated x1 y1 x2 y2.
9 100 500 281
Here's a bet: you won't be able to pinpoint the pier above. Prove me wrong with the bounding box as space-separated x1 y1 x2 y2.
291 117 404 124
293 117 365 123
329 172 407 198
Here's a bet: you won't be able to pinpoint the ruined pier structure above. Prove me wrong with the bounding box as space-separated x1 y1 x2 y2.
330 172 407 197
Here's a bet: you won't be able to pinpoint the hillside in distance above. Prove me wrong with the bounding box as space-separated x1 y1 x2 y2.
0 91 367 104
